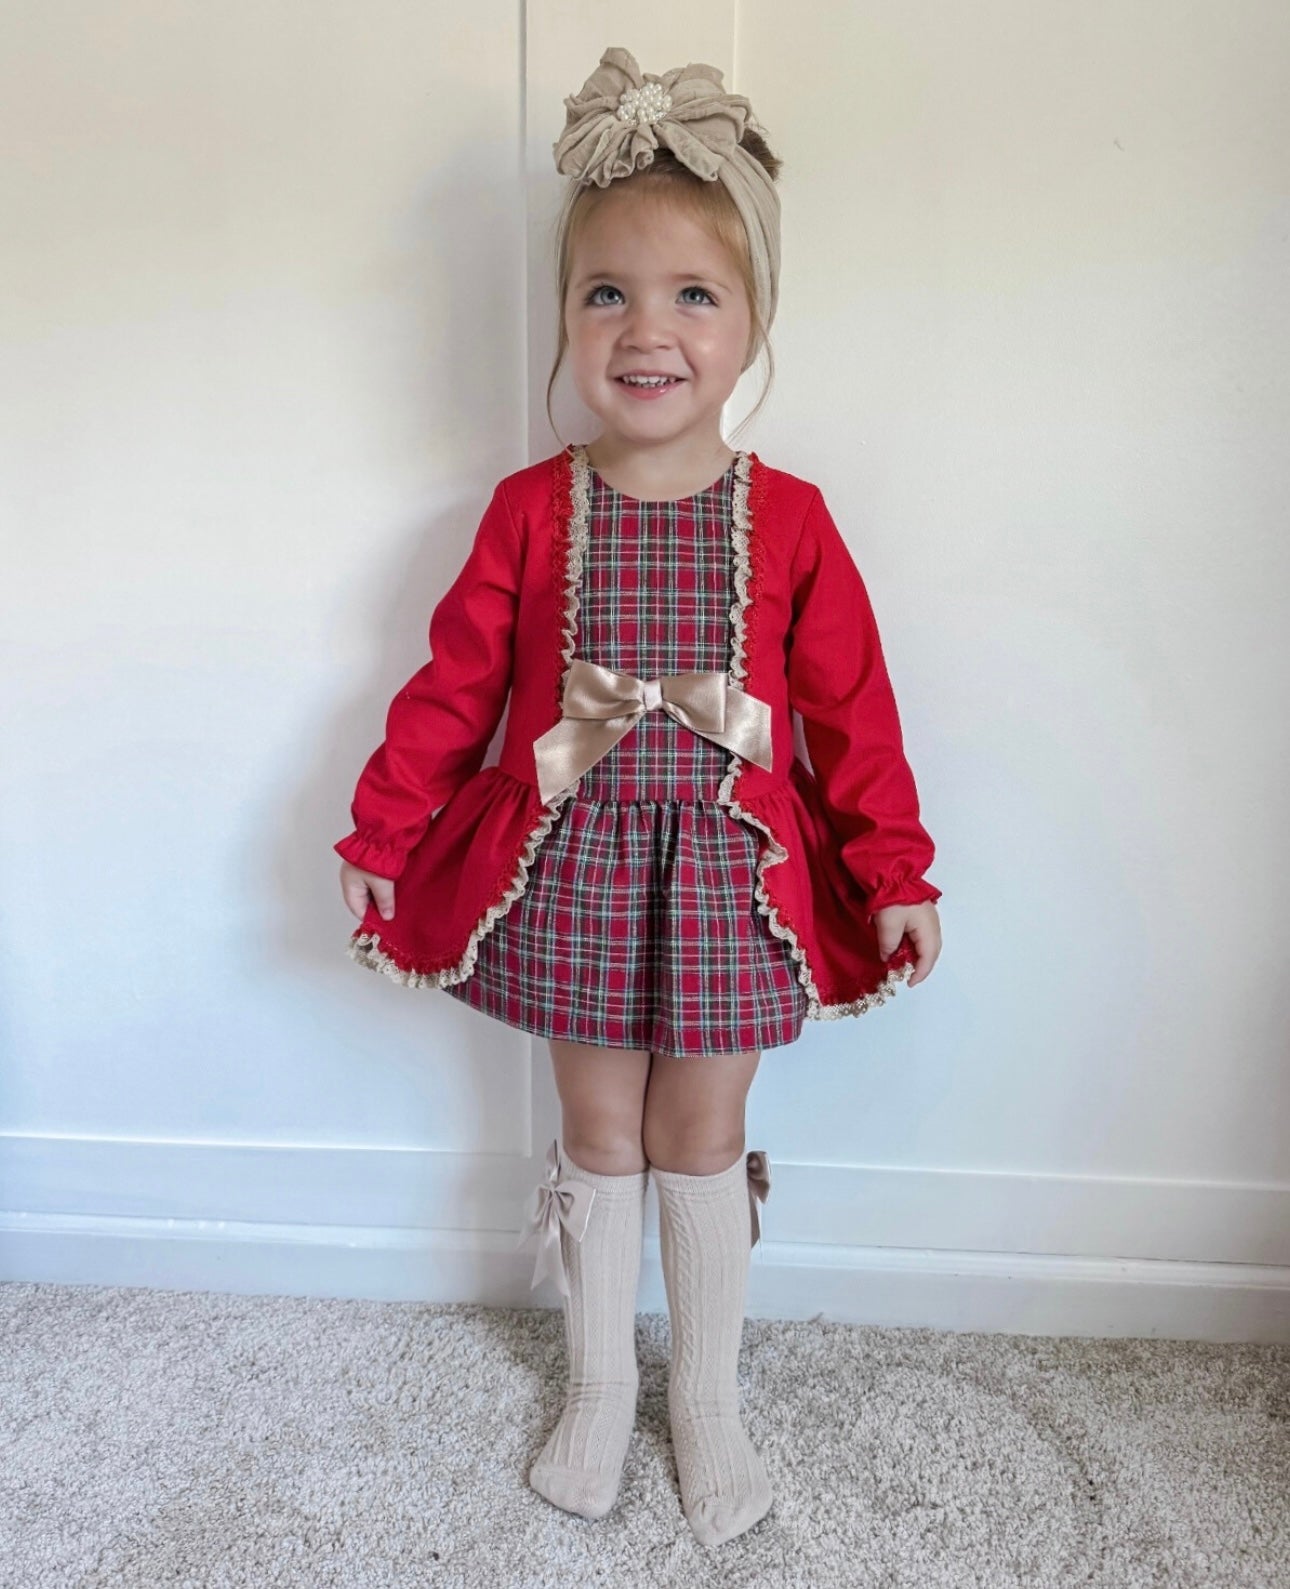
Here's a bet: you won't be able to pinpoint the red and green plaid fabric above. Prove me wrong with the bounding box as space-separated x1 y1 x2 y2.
443 463 807 1057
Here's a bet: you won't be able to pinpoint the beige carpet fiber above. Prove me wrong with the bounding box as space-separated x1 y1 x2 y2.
2 1281 1286 1588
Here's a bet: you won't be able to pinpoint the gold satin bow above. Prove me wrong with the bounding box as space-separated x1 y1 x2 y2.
514 1138 596 1297
533 657 773 803
747 1149 771 1247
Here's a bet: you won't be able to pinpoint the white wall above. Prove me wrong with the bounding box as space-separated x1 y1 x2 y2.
2 1 1286 1341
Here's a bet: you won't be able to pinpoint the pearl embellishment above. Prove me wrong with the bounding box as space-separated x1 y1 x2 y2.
616 82 672 127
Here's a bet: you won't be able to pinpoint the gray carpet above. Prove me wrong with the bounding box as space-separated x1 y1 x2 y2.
2 1282 1286 1589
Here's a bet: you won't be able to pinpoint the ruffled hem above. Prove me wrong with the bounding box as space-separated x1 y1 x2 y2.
342 764 576 988
333 831 407 882
718 766 919 1020
863 875 944 923
704 452 921 1022
344 761 921 1018
339 441 590 991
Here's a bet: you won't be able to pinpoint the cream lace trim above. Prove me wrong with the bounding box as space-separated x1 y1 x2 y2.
348 442 912 1016
713 452 911 1021
344 454 587 990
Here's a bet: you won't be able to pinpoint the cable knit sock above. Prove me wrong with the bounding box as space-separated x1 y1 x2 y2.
528 1148 648 1520
653 1152 774 1546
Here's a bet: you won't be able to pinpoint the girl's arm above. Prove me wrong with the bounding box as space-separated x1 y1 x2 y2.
334 480 523 881
785 487 942 925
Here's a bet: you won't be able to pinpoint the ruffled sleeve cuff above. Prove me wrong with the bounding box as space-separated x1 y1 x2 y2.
863 874 942 925
333 831 407 882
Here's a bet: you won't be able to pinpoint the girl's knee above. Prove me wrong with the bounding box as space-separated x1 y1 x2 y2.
550 1042 650 1172
641 1049 759 1172
643 1136 746 1175
561 1128 648 1176
642 1097 747 1176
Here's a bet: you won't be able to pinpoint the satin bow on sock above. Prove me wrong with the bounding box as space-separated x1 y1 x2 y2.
515 1138 596 1297
746 1150 771 1247
533 657 774 803
517 1141 771 1292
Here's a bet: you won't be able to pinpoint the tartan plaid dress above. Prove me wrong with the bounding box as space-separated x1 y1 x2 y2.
442 459 808 1058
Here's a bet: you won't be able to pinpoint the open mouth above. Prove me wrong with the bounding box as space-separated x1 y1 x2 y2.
616 375 684 398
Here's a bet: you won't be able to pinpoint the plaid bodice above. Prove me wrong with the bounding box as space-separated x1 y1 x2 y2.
574 458 739 801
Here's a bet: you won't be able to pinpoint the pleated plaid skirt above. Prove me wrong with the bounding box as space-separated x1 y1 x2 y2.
443 455 808 1059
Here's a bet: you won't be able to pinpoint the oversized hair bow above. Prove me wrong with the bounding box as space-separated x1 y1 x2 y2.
553 45 782 333
532 656 773 804
555 45 759 188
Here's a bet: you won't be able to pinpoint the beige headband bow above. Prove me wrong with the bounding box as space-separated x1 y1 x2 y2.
553 45 781 335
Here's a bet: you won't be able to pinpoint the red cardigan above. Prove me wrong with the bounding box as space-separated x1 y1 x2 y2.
335 443 942 1022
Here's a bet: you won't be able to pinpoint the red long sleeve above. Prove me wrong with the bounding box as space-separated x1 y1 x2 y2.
334 480 523 881
785 488 942 923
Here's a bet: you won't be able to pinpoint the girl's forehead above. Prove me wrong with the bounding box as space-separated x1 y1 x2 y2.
571 201 735 273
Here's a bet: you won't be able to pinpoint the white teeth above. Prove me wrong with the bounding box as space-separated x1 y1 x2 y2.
620 375 677 386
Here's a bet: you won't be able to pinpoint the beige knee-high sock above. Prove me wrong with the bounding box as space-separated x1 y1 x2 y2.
653 1152 774 1547
528 1146 647 1520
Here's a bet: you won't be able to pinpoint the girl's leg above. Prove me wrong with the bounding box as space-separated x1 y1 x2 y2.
643 1049 773 1547
528 1040 651 1519
640 1048 761 1173
548 1038 651 1173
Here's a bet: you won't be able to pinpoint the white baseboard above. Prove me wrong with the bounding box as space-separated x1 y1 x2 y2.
2 1133 1288 1343
2 1212 1287 1344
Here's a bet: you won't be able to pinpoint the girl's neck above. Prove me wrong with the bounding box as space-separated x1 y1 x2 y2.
582 435 738 503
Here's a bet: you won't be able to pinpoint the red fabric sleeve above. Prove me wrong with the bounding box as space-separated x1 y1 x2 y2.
785 487 942 923
333 479 522 881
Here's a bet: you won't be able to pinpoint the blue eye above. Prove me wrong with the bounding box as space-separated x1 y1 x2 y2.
582 284 717 306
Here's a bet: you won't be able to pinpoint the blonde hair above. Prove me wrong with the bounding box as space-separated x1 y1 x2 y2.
545 127 784 448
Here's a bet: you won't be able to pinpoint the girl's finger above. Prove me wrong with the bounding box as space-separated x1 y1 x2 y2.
368 878 396 920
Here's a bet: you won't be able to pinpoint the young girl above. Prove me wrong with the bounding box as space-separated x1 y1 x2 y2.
335 46 942 1547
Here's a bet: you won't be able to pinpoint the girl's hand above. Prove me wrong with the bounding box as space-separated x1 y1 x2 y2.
873 901 941 988
340 860 396 922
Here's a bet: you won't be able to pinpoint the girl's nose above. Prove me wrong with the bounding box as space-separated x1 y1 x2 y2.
621 304 672 349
